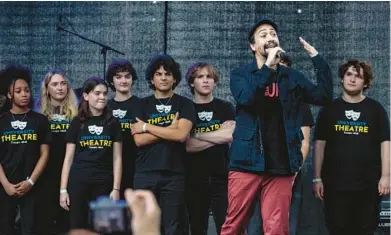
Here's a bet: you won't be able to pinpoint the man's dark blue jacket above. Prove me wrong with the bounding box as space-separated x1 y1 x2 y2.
229 54 333 174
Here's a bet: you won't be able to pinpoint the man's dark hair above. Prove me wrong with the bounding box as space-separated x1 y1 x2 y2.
338 59 373 91
106 59 138 91
145 54 181 90
248 17 279 44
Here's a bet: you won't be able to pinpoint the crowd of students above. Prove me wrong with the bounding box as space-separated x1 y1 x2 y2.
0 17 389 235
0 57 235 235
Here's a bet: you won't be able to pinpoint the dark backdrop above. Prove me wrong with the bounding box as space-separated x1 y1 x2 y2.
0 2 389 235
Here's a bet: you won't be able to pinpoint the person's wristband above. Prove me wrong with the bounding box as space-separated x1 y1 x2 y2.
27 178 35 186
113 188 120 191
60 189 68 194
312 178 322 183
142 123 147 133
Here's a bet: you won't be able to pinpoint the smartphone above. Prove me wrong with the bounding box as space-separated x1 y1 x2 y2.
89 196 131 235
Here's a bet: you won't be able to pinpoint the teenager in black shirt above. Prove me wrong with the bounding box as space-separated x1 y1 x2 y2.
0 65 50 235
131 54 195 235
35 69 78 234
106 59 140 198
184 62 235 235
313 60 390 235
60 77 122 229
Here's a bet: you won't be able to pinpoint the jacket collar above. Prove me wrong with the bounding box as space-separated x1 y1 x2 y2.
250 59 296 89
250 59 259 72
249 58 290 76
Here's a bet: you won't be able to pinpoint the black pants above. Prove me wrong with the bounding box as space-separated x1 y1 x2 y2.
134 172 188 235
0 186 39 235
35 178 69 235
324 187 381 235
120 170 134 200
185 174 228 235
68 178 113 230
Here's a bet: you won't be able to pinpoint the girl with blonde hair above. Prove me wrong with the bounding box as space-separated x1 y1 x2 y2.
36 68 78 234
37 69 78 120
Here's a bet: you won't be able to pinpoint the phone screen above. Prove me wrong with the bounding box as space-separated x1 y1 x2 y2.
90 207 130 234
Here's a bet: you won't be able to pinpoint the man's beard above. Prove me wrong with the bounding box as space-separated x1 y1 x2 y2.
262 43 278 58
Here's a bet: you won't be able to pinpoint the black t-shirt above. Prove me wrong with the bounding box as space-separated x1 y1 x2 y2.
65 115 122 182
107 96 140 176
260 76 313 175
0 110 50 183
42 112 72 181
315 97 390 190
134 94 196 174
261 77 290 175
186 98 235 177
261 80 314 175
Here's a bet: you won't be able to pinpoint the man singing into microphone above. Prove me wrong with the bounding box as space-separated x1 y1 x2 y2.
220 17 333 235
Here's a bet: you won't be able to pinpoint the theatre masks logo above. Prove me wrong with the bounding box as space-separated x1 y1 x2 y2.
198 111 213 122
345 110 361 121
11 120 27 130
156 105 171 114
88 125 103 135
51 114 67 122
113 109 127 119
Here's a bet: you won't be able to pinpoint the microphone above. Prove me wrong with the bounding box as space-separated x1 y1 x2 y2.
276 51 288 61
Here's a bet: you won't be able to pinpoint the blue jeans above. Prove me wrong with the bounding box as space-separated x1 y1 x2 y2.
247 171 303 235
